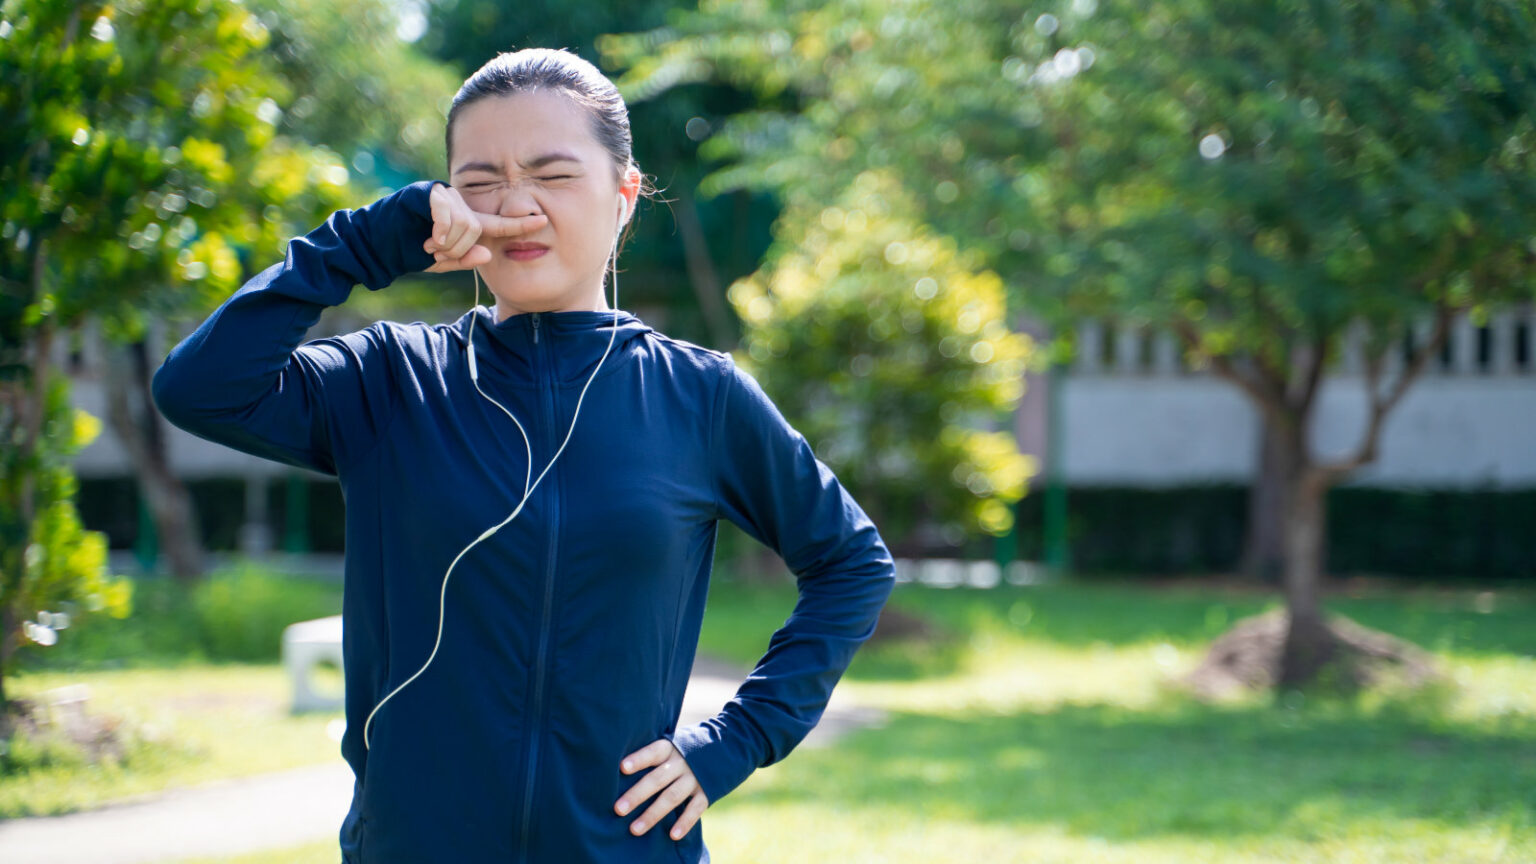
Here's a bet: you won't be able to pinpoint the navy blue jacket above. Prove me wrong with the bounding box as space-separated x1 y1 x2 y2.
150 181 896 863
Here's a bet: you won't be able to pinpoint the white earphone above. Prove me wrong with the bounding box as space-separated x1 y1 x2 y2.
362 195 628 751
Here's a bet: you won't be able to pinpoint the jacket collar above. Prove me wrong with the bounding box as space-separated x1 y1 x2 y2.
453 304 654 386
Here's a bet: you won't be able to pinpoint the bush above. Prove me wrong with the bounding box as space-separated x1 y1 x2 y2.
14 562 341 671
189 563 341 662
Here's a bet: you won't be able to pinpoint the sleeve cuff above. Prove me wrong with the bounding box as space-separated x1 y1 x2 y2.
358 179 443 290
664 717 761 806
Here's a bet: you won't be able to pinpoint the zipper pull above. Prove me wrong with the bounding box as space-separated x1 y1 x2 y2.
531 312 541 344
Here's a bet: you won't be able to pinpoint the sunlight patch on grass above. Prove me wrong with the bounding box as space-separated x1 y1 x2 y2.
698 800 1532 863
3 664 342 818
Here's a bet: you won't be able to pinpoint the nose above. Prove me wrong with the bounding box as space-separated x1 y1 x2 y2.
499 180 543 220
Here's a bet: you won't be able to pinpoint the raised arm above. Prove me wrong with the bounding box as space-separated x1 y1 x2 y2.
665 357 897 805
150 180 443 476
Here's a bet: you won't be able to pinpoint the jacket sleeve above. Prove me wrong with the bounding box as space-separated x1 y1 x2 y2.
150 180 443 477
664 356 897 805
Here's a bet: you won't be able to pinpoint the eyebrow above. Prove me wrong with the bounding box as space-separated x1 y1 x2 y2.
452 152 583 175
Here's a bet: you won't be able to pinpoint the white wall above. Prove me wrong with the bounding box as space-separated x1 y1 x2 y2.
1032 305 1536 489
1059 375 1536 488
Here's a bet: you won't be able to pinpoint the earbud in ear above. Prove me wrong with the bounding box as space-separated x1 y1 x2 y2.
617 195 629 224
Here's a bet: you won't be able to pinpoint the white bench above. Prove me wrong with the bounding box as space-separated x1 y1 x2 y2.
282 615 344 714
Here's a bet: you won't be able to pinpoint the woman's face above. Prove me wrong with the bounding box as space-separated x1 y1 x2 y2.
448 90 640 316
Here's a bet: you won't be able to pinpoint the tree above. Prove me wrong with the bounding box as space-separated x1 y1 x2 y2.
607 0 1536 689
0 0 356 724
97 0 466 579
729 171 1035 554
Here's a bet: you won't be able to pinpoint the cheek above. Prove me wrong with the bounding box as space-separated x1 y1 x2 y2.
460 191 501 216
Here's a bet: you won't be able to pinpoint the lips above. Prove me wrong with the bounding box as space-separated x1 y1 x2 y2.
503 241 549 262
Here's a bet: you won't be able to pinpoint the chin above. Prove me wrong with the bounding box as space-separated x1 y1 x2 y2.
485 285 573 315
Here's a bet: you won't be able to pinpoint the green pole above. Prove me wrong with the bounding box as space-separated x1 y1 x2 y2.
283 473 310 554
134 487 158 574
993 511 1015 584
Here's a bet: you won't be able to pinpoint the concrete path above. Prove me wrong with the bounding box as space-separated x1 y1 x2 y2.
0 659 884 864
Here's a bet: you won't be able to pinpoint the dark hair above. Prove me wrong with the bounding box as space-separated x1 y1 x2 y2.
445 48 655 251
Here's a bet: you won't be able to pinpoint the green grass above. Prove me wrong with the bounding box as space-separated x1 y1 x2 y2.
6 573 1536 863
1 663 344 818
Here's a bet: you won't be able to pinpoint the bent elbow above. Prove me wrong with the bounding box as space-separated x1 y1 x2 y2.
150 355 201 430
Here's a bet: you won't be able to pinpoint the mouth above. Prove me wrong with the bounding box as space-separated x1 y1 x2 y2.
503 241 549 262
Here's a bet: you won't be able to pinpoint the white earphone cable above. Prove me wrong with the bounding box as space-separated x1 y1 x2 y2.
363 216 624 751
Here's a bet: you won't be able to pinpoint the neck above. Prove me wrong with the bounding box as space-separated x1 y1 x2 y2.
492 291 611 323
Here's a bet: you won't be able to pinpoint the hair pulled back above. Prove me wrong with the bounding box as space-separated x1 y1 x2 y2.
447 48 639 183
446 48 653 251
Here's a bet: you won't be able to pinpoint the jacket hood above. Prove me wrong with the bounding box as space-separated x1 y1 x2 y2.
452 304 655 386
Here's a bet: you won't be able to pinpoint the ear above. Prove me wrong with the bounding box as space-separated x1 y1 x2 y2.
618 165 642 228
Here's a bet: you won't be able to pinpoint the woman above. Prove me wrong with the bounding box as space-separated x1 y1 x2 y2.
152 47 895 863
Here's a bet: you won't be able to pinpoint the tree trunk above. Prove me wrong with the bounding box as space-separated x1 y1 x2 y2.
1240 421 1291 585
1 299 51 726
102 333 206 585
0 599 14 735
672 187 734 349
1278 465 1338 688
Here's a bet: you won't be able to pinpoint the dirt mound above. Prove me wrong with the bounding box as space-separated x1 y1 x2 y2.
867 605 945 644
2 690 131 766
1181 608 1443 699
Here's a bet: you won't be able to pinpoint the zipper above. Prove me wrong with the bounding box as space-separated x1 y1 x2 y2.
517 318 559 864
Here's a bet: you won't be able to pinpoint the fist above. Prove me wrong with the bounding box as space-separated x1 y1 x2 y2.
422 183 548 273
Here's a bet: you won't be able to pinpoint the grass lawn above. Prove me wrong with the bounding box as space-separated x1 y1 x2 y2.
6 574 1535 863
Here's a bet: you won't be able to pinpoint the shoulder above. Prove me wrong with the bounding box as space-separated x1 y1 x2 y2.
639 328 737 379
298 316 461 370
365 312 475 348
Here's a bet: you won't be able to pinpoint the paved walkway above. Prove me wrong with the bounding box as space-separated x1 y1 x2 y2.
0 658 884 864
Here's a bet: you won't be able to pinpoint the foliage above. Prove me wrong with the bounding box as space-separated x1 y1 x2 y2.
609 0 1536 342
729 171 1035 546
15 564 343 671
0 371 133 666
608 0 1536 611
246 0 463 185
188 563 342 662
0 0 366 710
0 0 361 332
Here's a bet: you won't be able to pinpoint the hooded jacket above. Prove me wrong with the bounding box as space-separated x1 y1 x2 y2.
150 180 897 863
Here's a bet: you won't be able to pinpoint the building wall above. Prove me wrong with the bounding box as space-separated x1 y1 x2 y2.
1020 304 1536 489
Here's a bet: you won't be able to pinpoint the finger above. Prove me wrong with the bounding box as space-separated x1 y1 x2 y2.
669 791 709 840
425 246 490 273
428 185 453 242
621 739 673 774
430 188 471 251
425 251 467 273
631 776 695 836
445 219 482 260
615 757 682 816
458 245 492 268
477 212 549 237
440 216 471 256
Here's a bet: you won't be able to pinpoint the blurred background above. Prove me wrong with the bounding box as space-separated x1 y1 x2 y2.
1 0 1533 862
